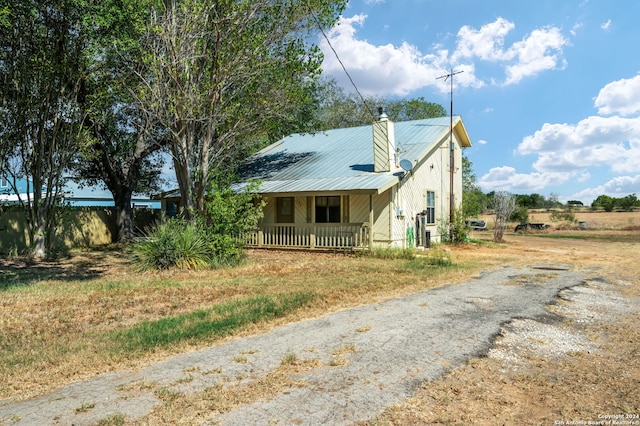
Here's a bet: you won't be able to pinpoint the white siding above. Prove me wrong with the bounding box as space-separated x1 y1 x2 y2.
393 132 465 245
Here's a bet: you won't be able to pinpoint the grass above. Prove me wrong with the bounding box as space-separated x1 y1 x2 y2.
0 246 463 400
110 292 317 354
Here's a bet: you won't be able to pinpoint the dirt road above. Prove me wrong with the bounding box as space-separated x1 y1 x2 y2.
3 263 629 425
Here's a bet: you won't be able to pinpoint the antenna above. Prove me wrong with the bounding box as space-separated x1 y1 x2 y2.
437 69 463 240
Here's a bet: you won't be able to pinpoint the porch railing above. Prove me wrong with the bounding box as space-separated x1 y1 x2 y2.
243 223 370 250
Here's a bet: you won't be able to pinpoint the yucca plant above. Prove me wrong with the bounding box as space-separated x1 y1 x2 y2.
132 219 211 270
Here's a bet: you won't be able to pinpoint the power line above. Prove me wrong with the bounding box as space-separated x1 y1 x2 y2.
308 8 378 121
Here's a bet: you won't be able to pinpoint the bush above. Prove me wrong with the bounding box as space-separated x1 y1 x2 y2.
510 205 529 223
133 183 264 271
202 183 264 266
132 219 211 270
549 209 577 223
438 208 469 244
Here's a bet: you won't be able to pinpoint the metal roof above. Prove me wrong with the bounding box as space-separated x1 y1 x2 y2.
234 116 471 196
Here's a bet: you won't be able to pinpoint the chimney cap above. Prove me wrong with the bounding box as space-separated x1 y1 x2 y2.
377 106 388 121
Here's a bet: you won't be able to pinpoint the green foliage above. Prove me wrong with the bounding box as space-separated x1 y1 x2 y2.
439 208 469 244
132 219 211 270
592 194 616 212
618 193 639 211
510 205 529 223
111 292 317 353
366 247 416 260
132 183 264 270
202 183 265 266
316 78 446 129
549 209 577 223
461 155 487 218
143 0 348 214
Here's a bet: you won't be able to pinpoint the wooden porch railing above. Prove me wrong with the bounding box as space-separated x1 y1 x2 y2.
243 223 370 250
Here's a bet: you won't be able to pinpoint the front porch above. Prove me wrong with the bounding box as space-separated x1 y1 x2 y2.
244 223 371 250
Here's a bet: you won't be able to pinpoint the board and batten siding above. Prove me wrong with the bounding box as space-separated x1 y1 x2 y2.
390 131 465 246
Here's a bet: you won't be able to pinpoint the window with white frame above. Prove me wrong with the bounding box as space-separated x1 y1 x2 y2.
276 197 295 223
425 191 435 224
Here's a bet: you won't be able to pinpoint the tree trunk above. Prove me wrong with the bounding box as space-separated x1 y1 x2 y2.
113 189 134 242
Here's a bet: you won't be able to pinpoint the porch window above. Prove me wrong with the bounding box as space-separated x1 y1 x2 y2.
277 197 295 223
315 196 340 223
425 191 435 224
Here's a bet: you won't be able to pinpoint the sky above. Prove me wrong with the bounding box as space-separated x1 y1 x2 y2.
317 0 640 205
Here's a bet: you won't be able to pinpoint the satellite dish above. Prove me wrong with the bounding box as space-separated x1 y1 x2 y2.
399 159 414 172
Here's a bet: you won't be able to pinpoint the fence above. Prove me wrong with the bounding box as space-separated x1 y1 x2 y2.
243 223 370 250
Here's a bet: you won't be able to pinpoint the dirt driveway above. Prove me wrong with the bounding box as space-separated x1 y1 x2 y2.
1 259 635 425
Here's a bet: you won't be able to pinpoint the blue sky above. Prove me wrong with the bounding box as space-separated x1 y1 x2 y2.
318 0 640 204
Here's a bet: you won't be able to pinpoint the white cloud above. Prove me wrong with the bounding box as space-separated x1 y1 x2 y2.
477 139 488 145
478 166 573 192
570 175 640 204
320 15 568 95
503 27 568 85
570 22 583 36
453 18 515 62
594 74 640 116
517 115 640 174
601 19 612 30
320 14 451 96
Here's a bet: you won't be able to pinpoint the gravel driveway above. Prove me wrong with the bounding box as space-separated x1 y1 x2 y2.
0 265 601 425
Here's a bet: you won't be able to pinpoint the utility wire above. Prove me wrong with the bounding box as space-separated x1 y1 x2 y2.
308 7 378 122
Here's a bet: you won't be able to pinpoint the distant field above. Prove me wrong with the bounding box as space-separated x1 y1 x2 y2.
479 209 639 230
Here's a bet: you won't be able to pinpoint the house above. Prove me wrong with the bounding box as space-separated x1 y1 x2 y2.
237 112 471 250
0 176 46 204
156 112 472 250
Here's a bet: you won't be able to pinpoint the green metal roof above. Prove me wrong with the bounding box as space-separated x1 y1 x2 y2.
234 116 471 196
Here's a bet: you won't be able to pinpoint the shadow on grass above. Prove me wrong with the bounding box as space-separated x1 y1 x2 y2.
0 249 124 290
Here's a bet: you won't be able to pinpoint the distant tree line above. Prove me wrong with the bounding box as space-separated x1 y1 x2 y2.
461 160 639 220
591 194 639 212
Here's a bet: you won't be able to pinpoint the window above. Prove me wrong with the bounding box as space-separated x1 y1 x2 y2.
425 191 435 224
277 197 295 223
0 178 7 188
315 196 340 223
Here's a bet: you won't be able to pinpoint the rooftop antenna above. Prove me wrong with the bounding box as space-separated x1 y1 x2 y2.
437 68 463 240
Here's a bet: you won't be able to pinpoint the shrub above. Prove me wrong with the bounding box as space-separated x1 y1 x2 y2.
202 182 265 266
549 209 577 223
132 219 211 270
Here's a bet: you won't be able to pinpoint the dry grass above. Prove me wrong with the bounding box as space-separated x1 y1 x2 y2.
361 215 640 426
1 210 639 425
0 246 470 400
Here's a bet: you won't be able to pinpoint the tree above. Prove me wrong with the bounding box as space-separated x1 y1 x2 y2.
72 0 167 242
492 191 516 242
618 193 638 212
592 195 616 212
0 0 88 257
316 78 447 129
141 0 348 217
461 155 486 218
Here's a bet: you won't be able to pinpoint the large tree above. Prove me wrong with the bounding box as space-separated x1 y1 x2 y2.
142 0 348 217
316 78 447 129
0 0 88 257
73 0 167 242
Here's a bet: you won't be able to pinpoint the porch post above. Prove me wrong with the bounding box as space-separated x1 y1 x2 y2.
369 194 374 248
